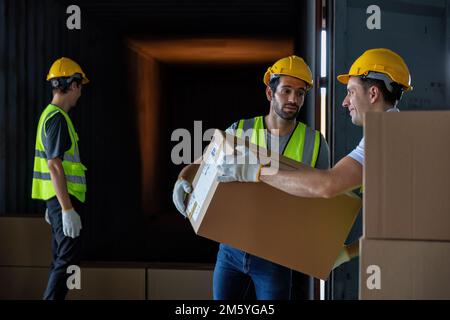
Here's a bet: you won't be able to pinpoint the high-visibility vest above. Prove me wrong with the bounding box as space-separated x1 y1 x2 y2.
235 116 321 167
31 104 87 203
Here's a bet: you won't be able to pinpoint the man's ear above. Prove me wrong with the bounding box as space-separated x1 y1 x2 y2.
369 85 381 104
69 81 80 91
266 86 273 102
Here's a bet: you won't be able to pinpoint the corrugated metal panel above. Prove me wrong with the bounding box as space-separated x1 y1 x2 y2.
57 0 293 17
0 0 68 214
54 0 299 35
0 0 6 213
0 0 145 260
0 0 314 269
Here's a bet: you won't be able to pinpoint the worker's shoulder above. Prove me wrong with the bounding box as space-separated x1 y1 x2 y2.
42 105 65 120
45 111 66 124
230 116 260 129
298 121 322 136
235 115 260 122
43 111 68 135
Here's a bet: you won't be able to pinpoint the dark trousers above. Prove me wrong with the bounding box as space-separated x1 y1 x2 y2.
43 196 83 300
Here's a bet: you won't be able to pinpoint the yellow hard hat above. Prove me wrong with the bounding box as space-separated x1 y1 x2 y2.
337 48 412 92
263 55 313 89
47 57 89 84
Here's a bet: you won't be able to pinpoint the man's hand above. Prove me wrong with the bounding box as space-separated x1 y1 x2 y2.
216 144 262 183
62 208 82 238
172 178 193 217
217 163 262 183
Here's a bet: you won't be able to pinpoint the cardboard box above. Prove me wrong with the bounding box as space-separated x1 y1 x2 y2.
359 238 450 300
186 129 361 280
0 266 49 299
147 267 213 300
0 217 51 267
364 111 450 241
66 266 146 300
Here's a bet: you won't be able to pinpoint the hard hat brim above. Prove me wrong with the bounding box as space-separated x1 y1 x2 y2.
337 74 350 85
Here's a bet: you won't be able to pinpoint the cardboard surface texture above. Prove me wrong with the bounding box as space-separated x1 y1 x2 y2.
186 130 361 280
364 111 450 241
360 238 450 300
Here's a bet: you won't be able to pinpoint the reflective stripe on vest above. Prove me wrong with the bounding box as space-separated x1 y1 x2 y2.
235 116 321 167
33 171 86 185
35 149 81 163
31 104 87 203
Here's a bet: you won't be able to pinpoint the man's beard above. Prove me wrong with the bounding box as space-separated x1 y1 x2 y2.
274 101 300 120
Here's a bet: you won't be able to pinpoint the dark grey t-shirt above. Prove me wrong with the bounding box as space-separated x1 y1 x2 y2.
226 121 330 170
42 113 71 160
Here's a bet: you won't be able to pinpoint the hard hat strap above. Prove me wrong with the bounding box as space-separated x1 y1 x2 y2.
361 72 404 101
50 73 82 89
361 72 395 92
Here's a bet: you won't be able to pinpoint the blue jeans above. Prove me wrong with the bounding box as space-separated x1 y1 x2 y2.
213 244 292 300
43 197 83 300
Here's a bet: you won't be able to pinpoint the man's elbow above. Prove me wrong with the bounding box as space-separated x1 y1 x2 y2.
47 159 62 174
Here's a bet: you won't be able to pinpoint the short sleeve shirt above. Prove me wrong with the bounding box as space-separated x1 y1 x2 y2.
347 107 399 165
42 112 71 160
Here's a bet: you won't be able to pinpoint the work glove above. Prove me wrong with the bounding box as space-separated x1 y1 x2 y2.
62 208 82 239
172 178 193 217
45 208 51 225
216 163 262 183
216 144 262 183
333 245 350 269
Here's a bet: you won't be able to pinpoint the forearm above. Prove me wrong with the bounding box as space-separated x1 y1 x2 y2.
259 156 362 199
48 160 73 211
260 164 333 198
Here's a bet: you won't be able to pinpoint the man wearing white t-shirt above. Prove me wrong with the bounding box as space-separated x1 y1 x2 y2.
217 48 414 267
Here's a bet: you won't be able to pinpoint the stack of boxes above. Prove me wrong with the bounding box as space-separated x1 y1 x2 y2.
360 111 450 299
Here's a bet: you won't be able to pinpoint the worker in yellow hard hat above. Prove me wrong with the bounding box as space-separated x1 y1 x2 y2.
173 55 331 299
216 48 413 268
32 57 89 300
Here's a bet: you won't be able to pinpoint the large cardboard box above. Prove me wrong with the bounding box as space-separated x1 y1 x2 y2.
147 266 213 300
0 266 49 299
359 238 450 300
0 217 51 267
186 130 361 280
66 265 146 300
364 111 450 241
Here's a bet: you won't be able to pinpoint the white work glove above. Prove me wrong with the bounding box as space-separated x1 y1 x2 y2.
45 208 51 225
216 163 262 183
333 246 350 269
62 208 82 239
216 144 262 183
172 178 193 217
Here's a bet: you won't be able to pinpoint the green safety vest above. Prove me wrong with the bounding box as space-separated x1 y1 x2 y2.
31 104 87 203
235 116 321 167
